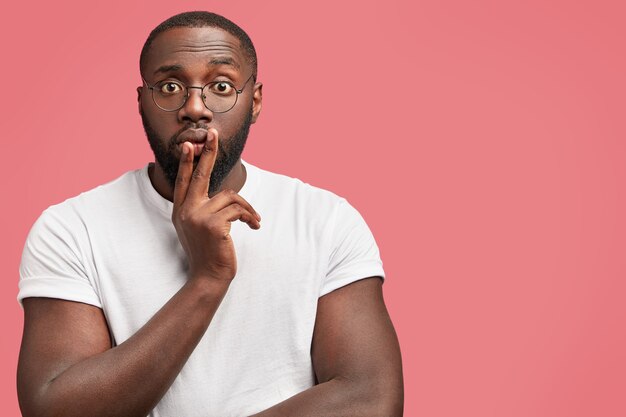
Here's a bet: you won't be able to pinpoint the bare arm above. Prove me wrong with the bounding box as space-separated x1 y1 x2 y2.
250 277 404 417
17 131 262 417
18 279 228 417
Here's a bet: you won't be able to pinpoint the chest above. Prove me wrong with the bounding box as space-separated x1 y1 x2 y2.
89 213 327 345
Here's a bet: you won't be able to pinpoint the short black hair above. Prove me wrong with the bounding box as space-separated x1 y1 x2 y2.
140 11 257 80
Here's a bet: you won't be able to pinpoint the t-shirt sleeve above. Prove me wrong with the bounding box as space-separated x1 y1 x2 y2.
320 198 386 297
17 206 102 309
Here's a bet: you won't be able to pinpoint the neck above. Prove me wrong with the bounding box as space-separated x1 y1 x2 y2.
148 159 247 201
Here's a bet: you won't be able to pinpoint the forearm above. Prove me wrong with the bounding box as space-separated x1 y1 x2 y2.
249 377 403 417
33 278 228 417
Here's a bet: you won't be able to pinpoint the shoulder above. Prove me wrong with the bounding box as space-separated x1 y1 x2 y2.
26 166 146 242
39 166 145 221
244 160 348 214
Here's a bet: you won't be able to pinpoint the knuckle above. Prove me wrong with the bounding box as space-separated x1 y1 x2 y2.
239 196 251 208
215 189 232 198
174 211 189 224
175 174 187 185
221 188 236 199
191 170 205 180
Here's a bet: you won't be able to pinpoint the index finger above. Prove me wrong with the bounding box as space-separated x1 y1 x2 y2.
173 141 194 209
187 128 218 200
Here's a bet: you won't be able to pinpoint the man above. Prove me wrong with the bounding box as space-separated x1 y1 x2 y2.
17 11 403 417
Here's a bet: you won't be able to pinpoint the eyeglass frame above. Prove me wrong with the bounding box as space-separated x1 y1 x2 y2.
141 73 254 113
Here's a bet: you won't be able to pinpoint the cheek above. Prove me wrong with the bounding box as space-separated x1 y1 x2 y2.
214 115 236 133
145 110 178 137
215 104 251 132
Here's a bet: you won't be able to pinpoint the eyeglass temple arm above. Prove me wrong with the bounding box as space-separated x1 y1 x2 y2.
140 76 154 90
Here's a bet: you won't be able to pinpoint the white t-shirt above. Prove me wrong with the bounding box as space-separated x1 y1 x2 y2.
18 159 385 417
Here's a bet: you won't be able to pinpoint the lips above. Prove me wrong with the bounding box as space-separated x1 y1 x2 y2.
176 128 212 157
177 128 208 144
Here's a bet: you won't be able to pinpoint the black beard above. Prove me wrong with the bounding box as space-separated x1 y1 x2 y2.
140 109 253 196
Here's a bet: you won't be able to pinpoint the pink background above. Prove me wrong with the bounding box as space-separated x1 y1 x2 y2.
1 1 625 416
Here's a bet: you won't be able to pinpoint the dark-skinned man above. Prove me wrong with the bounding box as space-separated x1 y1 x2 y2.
17 11 403 417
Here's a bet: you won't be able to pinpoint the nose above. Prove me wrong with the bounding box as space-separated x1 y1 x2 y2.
178 86 213 124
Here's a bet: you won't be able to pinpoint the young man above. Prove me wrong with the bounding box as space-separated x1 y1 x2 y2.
17 11 403 417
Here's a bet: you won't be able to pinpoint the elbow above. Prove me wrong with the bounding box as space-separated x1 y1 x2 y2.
338 373 404 417
367 379 404 417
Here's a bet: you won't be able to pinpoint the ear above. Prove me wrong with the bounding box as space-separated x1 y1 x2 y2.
251 82 263 124
137 86 144 114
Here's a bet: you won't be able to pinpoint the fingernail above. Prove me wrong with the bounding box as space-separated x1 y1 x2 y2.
182 144 189 155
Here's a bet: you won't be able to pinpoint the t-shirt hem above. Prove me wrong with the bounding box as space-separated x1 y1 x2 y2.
319 264 385 297
17 276 103 309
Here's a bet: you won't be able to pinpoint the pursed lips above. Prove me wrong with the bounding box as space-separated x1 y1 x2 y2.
177 128 210 156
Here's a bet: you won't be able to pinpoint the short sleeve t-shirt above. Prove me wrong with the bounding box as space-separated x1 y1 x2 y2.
18 159 385 417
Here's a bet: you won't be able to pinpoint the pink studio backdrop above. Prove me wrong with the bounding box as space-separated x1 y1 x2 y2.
1 1 625 416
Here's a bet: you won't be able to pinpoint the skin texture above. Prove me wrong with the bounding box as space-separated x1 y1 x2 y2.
140 26 264 201
17 26 404 417
141 105 253 196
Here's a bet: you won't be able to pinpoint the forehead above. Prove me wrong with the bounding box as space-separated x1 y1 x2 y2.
143 26 248 76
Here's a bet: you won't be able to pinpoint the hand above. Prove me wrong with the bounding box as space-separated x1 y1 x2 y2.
171 128 261 284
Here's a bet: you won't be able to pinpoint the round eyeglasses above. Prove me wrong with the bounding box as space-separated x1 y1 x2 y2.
141 74 254 113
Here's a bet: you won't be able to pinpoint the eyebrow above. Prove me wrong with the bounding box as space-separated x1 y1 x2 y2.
208 57 240 69
154 64 183 75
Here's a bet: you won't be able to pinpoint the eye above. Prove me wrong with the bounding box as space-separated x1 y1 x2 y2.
158 81 183 94
209 81 235 95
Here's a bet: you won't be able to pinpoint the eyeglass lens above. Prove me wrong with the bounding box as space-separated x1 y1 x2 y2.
152 80 239 112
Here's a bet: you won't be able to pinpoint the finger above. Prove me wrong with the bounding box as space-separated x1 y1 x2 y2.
173 141 194 209
217 203 261 230
204 189 261 221
188 128 219 201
